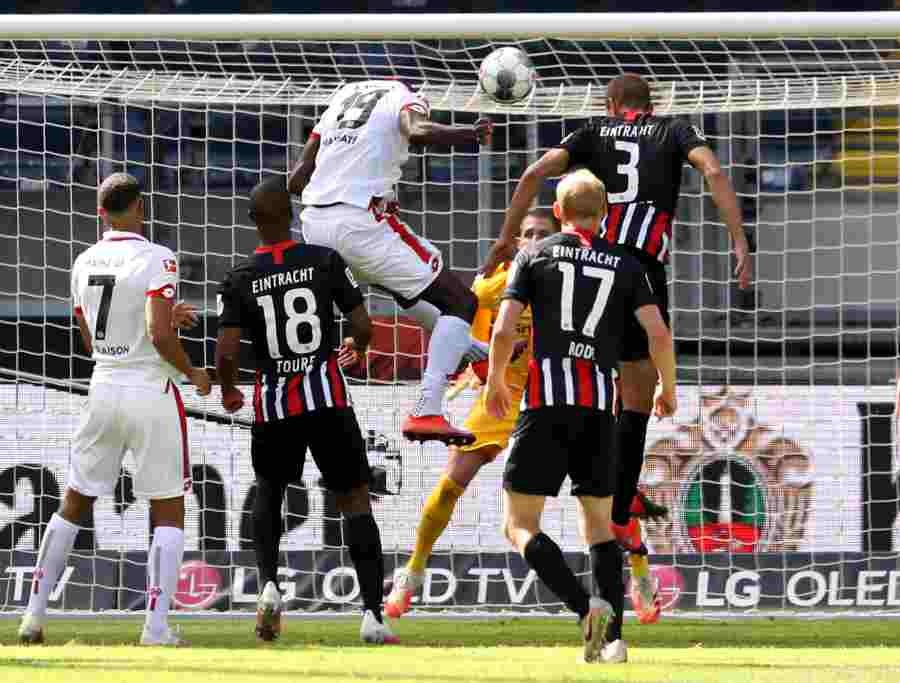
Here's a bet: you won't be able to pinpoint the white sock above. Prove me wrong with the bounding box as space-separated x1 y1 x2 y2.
401 300 440 332
25 513 79 619
415 315 472 416
145 526 185 634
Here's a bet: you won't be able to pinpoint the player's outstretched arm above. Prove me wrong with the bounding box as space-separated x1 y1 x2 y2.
485 298 524 418
482 149 570 275
215 327 244 412
287 133 321 196
687 146 753 290
635 304 677 418
147 297 211 396
399 108 492 148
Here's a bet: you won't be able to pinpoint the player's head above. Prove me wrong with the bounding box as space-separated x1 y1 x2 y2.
553 169 608 234
518 208 560 250
606 73 653 117
98 172 143 232
249 176 294 244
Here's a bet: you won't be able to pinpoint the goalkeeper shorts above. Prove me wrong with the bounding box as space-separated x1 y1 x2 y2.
459 384 525 455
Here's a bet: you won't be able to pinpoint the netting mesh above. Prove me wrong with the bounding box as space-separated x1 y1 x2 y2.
1 27 900 615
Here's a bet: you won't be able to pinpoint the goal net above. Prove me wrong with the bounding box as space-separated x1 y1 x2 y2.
2 12 900 616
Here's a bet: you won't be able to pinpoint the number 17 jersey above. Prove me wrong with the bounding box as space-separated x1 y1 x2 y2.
217 240 363 423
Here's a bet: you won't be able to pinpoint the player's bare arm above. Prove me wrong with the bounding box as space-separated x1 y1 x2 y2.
74 308 93 356
287 133 320 196
215 326 244 413
398 108 493 147
687 145 753 290
634 304 677 418
484 149 570 275
147 296 211 396
485 298 525 419
338 303 373 369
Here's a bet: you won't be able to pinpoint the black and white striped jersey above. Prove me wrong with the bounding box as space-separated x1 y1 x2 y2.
556 113 707 264
217 240 363 423
503 229 657 412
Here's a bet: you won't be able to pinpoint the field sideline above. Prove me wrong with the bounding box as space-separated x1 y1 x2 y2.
1 618 898 682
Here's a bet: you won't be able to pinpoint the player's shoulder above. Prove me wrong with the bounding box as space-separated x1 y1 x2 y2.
284 241 342 267
594 239 650 274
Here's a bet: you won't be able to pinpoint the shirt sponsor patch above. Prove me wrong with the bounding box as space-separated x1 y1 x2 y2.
163 258 178 273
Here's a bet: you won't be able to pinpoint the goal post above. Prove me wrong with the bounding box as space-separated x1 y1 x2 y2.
1 13 899 617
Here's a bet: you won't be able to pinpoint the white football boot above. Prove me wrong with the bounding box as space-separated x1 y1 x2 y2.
17 613 45 645
384 568 424 618
601 639 628 663
140 624 189 647
581 597 613 663
255 580 283 642
360 610 400 645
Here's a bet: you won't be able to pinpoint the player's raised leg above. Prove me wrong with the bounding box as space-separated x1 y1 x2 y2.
18 489 90 644
386 445 496 617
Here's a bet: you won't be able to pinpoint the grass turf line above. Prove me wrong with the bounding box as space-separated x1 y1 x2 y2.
0 618 898 683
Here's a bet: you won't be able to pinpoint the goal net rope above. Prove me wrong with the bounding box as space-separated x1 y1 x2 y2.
1 12 899 616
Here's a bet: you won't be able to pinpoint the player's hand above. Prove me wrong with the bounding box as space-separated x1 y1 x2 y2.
653 384 677 419
734 241 753 290
221 386 245 413
189 367 212 397
473 118 494 146
485 378 512 419
337 337 363 369
171 301 199 330
481 237 517 276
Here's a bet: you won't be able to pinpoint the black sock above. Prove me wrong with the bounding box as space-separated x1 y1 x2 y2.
345 513 385 619
591 540 624 642
523 532 589 619
252 478 286 588
611 410 651 525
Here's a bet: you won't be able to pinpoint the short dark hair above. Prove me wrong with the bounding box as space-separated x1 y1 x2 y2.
525 207 561 233
607 73 652 110
98 173 141 215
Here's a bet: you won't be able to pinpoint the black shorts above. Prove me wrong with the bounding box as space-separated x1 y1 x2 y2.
621 261 669 363
503 406 616 498
251 408 371 493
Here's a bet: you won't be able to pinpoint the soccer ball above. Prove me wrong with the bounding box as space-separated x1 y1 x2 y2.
479 47 536 104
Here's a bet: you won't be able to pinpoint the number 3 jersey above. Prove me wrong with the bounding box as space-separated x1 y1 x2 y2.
71 230 181 388
503 230 657 412
217 240 363 423
301 80 430 210
557 114 707 264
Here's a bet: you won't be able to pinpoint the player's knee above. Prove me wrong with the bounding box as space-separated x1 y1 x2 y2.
149 496 185 530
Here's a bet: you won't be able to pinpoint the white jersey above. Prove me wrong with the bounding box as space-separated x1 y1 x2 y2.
72 230 181 388
302 80 429 209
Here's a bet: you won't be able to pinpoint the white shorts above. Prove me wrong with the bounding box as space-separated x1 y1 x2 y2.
68 380 192 500
301 204 443 302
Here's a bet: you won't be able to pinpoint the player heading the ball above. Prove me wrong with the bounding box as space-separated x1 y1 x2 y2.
289 79 493 446
486 169 676 664
19 173 210 647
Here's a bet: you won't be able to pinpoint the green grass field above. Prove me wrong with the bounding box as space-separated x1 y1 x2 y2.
1 617 898 683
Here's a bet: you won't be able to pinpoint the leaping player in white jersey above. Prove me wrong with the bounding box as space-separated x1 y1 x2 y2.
18 173 211 647
289 80 493 445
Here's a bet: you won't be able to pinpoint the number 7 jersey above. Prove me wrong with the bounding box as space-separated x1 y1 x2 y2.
71 230 181 387
217 240 363 423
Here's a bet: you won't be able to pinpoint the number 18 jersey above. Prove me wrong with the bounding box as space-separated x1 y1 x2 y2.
217 240 363 423
302 80 430 210
503 230 657 412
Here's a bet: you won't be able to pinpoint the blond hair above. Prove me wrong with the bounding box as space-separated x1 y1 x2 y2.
555 169 608 223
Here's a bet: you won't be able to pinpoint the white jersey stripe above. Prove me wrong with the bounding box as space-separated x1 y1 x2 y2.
596 366 607 410
272 376 286 421
561 357 575 406
618 204 637 244
634 206 656 250
260 375 270 422
320 362 334 409
542 358 554 407
303 372 316 412
658 232 670 262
